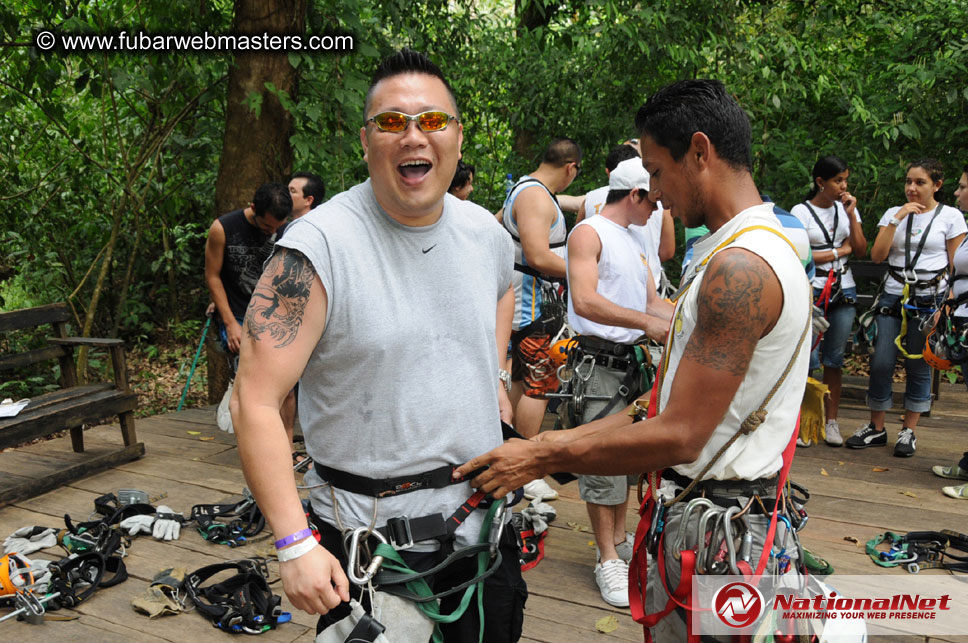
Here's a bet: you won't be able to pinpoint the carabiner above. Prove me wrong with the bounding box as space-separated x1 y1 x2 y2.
673 498 714 557
345 527 388 586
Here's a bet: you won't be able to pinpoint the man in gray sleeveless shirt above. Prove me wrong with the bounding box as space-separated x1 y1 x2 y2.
232 50 524 642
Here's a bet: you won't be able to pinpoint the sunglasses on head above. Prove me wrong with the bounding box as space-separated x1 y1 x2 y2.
366 110 459 133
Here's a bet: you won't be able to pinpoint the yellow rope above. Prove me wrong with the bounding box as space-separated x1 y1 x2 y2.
893 282 924 359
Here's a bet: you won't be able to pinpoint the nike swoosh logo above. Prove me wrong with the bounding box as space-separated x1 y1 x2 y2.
422 244 437 254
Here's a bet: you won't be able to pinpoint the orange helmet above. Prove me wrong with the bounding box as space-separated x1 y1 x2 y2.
923 326 954 371
549 337 578 366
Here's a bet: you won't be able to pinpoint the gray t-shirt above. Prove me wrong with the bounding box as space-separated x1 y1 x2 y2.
275 180 514 549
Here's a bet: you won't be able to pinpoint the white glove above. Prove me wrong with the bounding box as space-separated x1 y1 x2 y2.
811 305 830 337
120 514 155 537
3 526 58 555
152 506 182 541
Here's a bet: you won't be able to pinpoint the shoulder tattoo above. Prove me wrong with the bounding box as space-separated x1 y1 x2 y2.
682 250 774 376
245 248 315 348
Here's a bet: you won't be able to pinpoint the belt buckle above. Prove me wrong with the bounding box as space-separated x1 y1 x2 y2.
386 516 415 550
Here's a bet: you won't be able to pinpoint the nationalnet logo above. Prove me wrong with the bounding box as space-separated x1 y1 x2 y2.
693 575 968 638
773 590 952 622
712 581 764 628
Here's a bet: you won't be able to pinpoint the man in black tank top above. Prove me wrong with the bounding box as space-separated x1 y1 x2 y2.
205 182 291 355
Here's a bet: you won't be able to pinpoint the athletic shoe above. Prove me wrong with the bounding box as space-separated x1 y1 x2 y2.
824 420 843 447
893 428 916 457
932 464 968 480
796 437 810 448
595 558 630 607
523 478 559 501
942 484 968 500
596 532 635 563
844 423 887 449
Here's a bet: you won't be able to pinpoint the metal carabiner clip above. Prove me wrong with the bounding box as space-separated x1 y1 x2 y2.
345 527 388 586
903 269 919 285
673 498 714 557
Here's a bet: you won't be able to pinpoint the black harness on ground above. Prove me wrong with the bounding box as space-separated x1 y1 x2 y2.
191 490 265 547
185 558 289 635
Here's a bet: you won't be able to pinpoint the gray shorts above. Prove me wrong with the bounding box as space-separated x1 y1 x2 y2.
570 362 639 505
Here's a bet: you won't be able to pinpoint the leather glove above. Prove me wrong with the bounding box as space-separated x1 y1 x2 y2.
120 514 155 537
152 506 183 541
811 305 830 337
3 526 58 555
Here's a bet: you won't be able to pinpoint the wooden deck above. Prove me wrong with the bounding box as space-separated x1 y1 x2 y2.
2 388 968 642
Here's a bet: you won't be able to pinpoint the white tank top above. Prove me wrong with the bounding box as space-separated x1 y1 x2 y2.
566 216 650 344
659 204 811 480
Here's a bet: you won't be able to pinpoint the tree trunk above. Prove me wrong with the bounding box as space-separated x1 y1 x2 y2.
209 0 305 402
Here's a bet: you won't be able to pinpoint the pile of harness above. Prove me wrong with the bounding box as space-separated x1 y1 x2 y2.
866 529 968 574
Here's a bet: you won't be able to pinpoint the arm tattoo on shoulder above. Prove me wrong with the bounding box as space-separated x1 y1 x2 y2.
245 248 316 348
681 251 772 376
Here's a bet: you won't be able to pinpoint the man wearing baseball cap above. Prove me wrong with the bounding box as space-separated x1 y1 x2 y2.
561 157 674 606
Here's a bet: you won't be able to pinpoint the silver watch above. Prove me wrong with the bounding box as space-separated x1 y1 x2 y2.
498 368 512 392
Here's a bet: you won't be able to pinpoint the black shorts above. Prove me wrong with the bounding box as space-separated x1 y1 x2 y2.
309 507 527 643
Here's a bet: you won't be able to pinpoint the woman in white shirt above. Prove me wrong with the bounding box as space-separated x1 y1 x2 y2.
846 159 967 457
933 165 968 498
791 155 867 447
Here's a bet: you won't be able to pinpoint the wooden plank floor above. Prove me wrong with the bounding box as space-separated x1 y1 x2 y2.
1 390 968 642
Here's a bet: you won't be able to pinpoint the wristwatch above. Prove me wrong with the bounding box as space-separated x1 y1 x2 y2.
498 368 512 392
888 216 903 227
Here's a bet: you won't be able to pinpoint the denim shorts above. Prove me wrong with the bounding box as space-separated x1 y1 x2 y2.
810 286 856 370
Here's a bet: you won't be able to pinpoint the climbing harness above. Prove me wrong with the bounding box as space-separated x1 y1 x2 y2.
866 529 968 574
624 224 811 643
185 558 290 634
547 334 654 428
312 456 510 643
191 488 265 547
884 204 945 359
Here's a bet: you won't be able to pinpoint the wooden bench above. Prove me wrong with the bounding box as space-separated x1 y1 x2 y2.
0 303 144 505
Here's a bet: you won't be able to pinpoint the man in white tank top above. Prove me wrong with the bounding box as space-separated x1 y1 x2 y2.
564 158 674 607
459 80 811 642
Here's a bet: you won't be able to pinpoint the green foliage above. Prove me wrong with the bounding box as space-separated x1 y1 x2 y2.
1 0 967 349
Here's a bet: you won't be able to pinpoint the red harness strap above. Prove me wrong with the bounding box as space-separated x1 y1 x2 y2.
628 398 801 642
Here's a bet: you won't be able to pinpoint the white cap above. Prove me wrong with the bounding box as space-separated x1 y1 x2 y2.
608 158 650 191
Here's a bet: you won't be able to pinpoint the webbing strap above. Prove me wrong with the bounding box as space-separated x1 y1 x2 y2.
372 500 503 643
803 200 840 251
893 283 926 359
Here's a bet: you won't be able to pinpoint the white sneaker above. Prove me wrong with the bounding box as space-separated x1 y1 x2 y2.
523 478 558 501
796 437 810 447
824 420 843 447
595 558 630 607
596 532 636 563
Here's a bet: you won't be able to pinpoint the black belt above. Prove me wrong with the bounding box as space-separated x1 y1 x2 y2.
313 463 482 499
664 469 778 509
576 334 634 356
590 353 631 371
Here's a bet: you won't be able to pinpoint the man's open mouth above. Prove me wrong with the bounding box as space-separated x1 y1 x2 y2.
399 160 432 180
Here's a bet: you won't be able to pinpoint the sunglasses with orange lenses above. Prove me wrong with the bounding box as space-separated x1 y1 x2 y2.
367 110 458 133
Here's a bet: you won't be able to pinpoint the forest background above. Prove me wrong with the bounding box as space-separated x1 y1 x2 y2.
1 0 967 412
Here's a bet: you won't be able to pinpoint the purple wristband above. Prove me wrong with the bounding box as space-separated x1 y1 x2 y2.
275 528 313 550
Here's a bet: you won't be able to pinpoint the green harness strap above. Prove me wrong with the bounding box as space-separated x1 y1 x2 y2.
372 499 504 643
866 531 909 567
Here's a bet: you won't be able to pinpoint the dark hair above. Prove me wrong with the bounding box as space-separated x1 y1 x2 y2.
805 154 849 200
541 137 582 167
252 182 292 220
605 145 640 173
449 160 475 192
364 49 458 118
292 172 325 207
634 79 752 172
604 188 648 205
908 158 945 199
